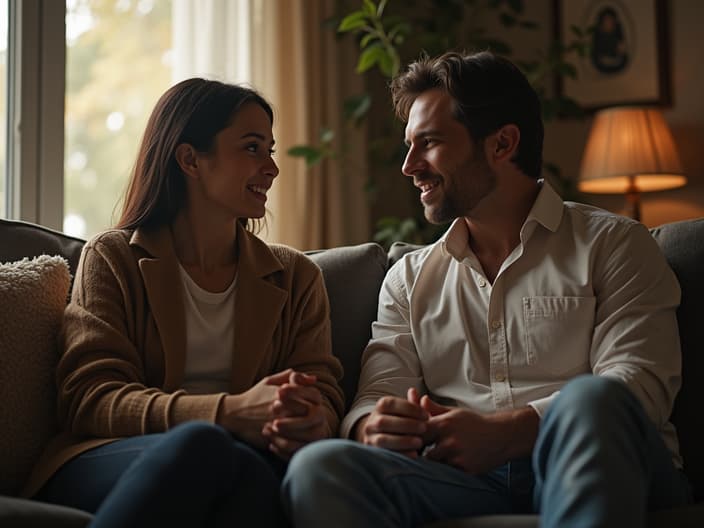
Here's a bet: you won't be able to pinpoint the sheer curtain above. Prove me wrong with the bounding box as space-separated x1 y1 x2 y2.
172 0 369 250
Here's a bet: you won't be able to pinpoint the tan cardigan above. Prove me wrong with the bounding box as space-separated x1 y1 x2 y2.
24 222 344 497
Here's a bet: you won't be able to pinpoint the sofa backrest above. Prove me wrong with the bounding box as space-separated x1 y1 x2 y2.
0 219 85 277
651 218 704 501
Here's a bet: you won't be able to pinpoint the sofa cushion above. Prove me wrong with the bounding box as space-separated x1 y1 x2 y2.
307 243 388 411
0 256 70 495
651 218 704 501
0 495 92 528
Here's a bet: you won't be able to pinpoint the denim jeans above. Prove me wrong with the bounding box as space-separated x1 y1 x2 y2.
37 421 288 528
283 376 691 527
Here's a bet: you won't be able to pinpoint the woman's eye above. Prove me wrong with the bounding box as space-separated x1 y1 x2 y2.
269 148 276 156
246 144 258 153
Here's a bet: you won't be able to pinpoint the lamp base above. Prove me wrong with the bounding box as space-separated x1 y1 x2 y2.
625 188 641 222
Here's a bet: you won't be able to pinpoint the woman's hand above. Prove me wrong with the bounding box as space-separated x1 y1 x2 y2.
262 371 328 460
217 369 293 449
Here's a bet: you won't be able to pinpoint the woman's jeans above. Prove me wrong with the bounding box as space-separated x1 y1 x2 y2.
283 376 692 527
37 421 288 528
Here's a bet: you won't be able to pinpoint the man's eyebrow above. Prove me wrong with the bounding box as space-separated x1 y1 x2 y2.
404 129 443 146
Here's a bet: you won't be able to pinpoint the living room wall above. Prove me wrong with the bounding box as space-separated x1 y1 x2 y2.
541 0 704 227
367 0 704 232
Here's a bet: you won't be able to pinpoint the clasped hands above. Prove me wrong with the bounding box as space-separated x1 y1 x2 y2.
357 388 510 474
218 368 327 460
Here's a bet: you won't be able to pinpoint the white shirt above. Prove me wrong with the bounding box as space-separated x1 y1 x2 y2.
342 181 682 466
179 266 237 394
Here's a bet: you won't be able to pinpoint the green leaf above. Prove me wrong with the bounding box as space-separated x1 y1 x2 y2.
356 44 384 73
569 24 583 37
287 145 325 167
377 49 396 77
320 127 334 143
343 94 372 122
338 11 367 33
362 0 376 17
360 33 376 48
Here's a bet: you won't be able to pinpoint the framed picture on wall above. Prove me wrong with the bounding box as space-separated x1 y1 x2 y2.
554 0 670 110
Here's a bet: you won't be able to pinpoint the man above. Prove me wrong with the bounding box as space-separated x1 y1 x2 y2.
282 51 691 527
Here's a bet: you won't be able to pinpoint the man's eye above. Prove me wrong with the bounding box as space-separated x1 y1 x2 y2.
269 148 276 156
246 144 258 153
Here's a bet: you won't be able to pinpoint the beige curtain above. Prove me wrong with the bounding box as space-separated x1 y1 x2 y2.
251 0 369 250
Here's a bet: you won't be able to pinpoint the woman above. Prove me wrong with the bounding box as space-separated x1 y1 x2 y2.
26 79 344 527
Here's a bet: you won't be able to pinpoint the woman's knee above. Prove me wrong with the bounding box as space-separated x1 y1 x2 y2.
156 422 232 467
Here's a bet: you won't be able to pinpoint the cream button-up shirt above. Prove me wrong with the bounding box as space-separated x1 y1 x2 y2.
342 181 682 466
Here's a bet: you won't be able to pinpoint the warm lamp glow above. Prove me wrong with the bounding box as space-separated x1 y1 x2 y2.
578 107 686 220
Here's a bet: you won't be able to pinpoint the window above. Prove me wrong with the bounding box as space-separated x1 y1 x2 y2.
64 0 172 238
0 1 7 218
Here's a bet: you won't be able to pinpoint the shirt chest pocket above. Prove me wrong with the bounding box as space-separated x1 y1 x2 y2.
522 296 596 376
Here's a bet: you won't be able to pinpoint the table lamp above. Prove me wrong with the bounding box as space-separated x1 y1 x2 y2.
578 106 687 221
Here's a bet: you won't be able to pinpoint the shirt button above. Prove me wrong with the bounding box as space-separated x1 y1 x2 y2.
478 279 487 288
495 373 505 382
491 320 502 329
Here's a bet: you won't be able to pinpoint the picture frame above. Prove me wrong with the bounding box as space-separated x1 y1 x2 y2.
553 0 670 110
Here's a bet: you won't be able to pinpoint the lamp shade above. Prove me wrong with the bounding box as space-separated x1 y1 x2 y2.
578 107 686 194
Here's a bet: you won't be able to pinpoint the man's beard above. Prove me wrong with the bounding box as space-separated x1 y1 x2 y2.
424 161 496 224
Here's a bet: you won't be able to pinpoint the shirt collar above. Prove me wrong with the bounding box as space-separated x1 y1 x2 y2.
440 179 565 261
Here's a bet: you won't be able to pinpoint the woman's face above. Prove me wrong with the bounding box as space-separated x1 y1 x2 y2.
193 102 278 220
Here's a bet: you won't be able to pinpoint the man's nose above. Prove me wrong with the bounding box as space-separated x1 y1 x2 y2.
402 146 426 177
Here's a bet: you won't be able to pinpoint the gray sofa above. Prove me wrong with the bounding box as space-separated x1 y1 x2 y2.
1 216 704 526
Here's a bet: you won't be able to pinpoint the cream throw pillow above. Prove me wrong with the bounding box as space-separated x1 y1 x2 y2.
0 255 70 495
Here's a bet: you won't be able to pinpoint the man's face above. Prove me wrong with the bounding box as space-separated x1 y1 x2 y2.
402 89 496 224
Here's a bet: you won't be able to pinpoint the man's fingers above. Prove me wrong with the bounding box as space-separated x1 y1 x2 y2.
420 395 449 416
366 413 427 437
375 396 428 421
364 432 424 452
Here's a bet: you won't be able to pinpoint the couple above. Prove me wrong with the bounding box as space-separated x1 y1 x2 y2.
27 51 690 527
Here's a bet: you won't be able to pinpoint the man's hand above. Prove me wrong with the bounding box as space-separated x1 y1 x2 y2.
355 388 429 458
262 371 328 460
421 396 539 474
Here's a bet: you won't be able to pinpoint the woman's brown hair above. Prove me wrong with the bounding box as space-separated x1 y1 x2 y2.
116 78 273 230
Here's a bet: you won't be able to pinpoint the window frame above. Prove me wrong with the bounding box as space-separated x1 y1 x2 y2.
6 0 65 229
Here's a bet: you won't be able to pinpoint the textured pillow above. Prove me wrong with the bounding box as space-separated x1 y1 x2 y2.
0 255 70 495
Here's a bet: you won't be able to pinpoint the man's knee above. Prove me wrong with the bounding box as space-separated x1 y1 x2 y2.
550 375 635 417
288 439 360 479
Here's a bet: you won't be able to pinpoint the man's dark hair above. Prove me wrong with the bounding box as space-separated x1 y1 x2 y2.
390 51 544 179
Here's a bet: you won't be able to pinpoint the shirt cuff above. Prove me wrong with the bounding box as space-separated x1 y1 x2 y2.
340 403 376 439
527 391 560 418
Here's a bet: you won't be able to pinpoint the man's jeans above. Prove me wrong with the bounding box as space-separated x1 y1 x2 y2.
283 376 691 527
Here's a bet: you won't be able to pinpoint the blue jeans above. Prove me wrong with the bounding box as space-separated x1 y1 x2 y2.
37 421 288 528
283 376 691 527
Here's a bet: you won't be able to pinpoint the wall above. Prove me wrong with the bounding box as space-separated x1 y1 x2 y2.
541 0 704 227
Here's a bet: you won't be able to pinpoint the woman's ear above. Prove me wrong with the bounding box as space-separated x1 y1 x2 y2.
174 143 200 179
487 124 520 164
